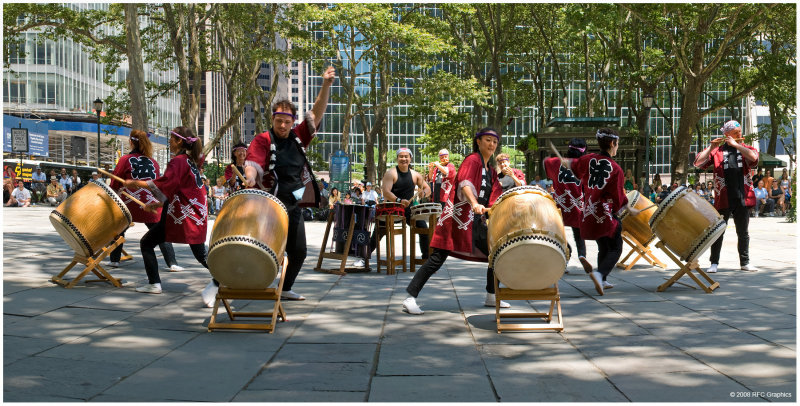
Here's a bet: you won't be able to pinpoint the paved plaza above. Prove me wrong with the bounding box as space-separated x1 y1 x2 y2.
2 206 797 402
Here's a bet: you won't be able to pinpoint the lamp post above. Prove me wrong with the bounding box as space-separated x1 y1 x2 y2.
93 98 103 168
642 93 654 188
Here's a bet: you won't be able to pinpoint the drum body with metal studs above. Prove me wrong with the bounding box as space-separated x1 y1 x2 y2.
488 186 569 290
49 180 132 257
649 186 725 263
208 189 288 289
374 202 405 222
618 190 657 247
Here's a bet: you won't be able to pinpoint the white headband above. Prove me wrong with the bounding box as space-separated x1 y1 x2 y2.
596 130 619 139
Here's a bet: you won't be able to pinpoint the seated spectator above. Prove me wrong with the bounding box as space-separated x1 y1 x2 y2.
46 176 67 206
90 171 101 183
4 166 17 205
58 168 73 194
753 180 771 217
328 187 340 209
769 182 784 216
362 182 379 206
529 175 546 189
70 169 82 192
343 191 354 205
30 166 48 202
649 185 659 203
694 184 705 198
6 180 32 207
752 168 764 188
657 185 670 203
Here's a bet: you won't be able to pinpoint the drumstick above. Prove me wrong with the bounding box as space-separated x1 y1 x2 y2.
549 141 567 168
231 165 247 184
120 190 147 208
97 168 125 184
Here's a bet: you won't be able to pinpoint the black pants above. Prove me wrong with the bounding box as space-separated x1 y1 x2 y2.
140 215 208 285
368 209 429 259
709 202 750 266
109 223 178 265
571 226 587 259
405 248 496 298
595 222 623 279
283 206 307 292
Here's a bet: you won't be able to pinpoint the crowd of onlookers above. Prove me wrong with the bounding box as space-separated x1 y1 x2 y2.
5 160 794 221
4 164 109 207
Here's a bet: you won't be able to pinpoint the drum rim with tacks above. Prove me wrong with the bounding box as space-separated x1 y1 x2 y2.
649 185 726 263
49 180 132 257
488 186 569 290
375 201 405 222
410 202 442 221
208 188 288 290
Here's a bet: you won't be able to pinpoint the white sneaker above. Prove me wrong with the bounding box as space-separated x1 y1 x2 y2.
201 280 218 308
707 264 718 273
602 281 615 289
589 271 604 296
167 265 184 272
353 258 365 267
281 290 306 301
484 293 511 308
402 296 424 315
109 261 120 268
741 264 760 272
135 283 162 294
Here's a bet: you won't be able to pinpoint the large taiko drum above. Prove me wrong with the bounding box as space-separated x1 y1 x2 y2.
49 180 132 257
487 186 569 290
649 186 725 263
619 190 657 246
207 189 288 289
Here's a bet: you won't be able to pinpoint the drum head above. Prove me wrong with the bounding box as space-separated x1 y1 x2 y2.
208 238 280 290
49 211 92 257
493 243 565 290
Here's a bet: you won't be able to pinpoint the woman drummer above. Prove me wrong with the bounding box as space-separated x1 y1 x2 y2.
224 142 247 192
544 137 592 274
125 127 210 296
561 128 628 296
402 127 509 315
109 129 183 271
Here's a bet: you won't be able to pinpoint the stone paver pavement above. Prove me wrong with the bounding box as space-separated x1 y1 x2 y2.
2 206 796 402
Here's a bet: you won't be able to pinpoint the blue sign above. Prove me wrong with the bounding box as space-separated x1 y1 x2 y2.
3 115 49 157
330 150 350 183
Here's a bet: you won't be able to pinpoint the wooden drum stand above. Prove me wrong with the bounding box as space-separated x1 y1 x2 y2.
51 236 125 288
616 231 666 271
492 276 564 333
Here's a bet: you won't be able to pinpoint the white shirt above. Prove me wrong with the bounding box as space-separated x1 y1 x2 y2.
362 189 379 202
12 187 31 202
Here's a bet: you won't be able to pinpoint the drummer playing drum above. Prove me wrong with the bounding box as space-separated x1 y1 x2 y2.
544 138 593 275
559 128 628 296
353 147 431 268
402 128 511 315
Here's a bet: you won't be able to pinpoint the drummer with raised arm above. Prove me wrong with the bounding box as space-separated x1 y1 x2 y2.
495 153 525 192
427 148 456 207
401 127 508 315
544 137 593 274
560 128 628 296
354 147 431 268
242 66 335 302
693 120 759 273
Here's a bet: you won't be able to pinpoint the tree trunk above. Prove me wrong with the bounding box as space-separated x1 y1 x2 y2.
767 96 779 155
584 33 594 117
124 4 148 132
672 77 702 184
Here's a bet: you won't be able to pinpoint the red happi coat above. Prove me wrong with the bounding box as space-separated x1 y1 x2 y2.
694 144 758 210
430 152 502 262
429 162 457 203
570 152 628 240
244 114 321 207
544 157 583 229
147 154 208 244
110 152 162 224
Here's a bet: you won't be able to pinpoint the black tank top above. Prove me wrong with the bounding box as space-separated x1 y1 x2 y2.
391 166 415 200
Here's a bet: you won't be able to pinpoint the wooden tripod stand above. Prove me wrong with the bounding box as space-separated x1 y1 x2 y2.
654 241 719 293
617 232 666 271
51 236 125 288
